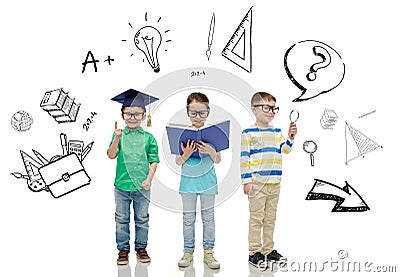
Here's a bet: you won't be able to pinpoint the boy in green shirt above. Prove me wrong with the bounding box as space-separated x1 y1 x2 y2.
107 89 160 265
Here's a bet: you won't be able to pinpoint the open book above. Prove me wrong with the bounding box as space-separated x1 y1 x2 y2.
166 120 230 159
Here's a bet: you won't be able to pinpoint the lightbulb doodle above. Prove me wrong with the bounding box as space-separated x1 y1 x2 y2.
122 12 171 73
11 133 93 198
284 40 345 102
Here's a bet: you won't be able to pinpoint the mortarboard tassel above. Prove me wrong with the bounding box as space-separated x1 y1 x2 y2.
147 94 152 127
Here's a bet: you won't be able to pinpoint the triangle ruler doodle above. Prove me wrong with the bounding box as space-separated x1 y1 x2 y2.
222 6 252 73
19 150 46 191
345 121 383 164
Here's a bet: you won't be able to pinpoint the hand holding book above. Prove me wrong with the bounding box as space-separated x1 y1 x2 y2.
181 139 198 157
166 120 230 159
198 141 221 163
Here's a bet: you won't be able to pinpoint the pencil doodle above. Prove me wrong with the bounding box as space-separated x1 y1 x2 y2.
345 121 383 165
306 179 370 212
206 12 216 61
122 12 171 72
358 110 376 119
303 140 317 166
222 6 252 73
284 40 345 102
11 133 93 198
40 88 81 123
11 110 33 132
320 109 338 129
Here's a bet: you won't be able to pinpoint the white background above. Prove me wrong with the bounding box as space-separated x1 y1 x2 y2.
1 0 399 276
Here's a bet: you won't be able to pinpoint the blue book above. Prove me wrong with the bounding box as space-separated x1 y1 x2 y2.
166 120 230 159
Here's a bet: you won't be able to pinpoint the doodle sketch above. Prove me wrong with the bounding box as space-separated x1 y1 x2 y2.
345 121 383 165
222 6 252 73
40 88 81 123
123 12 171 73
11 133 93 198
358 109 376 118
206 12 216 61
11 110 33 131
284 40 345 102
306 179 370 212
303 140 317 166
320 109 338 129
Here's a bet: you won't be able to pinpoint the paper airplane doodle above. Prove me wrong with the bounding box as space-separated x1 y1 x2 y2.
345 121 383 165
306 179 370 212
11 133 93 198
222 6 252 73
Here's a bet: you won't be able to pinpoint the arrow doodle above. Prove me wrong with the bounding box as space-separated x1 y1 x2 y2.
306 179 370 212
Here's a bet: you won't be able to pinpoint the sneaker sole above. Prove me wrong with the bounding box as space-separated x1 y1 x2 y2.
248 260 262 268
178 262 192 267
117 260 129 266
204 262 220 269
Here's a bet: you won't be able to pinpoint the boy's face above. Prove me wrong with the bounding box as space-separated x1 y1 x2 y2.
187 101 209 128
251 97 276 126
121 106 146 129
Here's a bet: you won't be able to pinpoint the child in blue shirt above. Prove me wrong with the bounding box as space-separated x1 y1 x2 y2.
175 92 221 269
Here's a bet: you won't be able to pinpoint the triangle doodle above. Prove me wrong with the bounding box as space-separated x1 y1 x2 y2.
345 121 383 164
222 7 252 73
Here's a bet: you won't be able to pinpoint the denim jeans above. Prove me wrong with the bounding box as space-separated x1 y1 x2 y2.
114 186 150 252
181 193 216 253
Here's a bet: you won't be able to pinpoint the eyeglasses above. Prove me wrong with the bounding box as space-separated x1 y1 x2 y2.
187 108 210 118
122 112 145 120
253 104 279 114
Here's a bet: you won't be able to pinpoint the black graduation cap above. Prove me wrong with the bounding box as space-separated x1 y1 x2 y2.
111 88 159 127
111 88 159 109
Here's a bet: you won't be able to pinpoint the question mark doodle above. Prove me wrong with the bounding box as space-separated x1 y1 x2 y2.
306 46 331 81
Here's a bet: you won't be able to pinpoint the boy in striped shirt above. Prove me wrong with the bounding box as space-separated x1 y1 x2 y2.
241 92 297 267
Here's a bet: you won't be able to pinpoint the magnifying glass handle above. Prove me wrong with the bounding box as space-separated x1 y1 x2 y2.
310 153 314 166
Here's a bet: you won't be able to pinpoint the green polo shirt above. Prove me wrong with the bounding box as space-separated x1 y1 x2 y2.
110 126 159 191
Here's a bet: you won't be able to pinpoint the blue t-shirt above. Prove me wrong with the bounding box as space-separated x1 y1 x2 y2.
179 155 218 194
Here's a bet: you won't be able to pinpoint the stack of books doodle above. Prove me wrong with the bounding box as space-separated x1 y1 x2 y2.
320 109 338 129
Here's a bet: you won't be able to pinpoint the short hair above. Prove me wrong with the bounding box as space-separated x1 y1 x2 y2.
187 92 209 106
251 92 276 106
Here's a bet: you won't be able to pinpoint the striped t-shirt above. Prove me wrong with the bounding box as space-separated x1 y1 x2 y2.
240 125 293 185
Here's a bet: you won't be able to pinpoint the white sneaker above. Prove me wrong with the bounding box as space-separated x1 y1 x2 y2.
204 249 220 269
178 251 193 267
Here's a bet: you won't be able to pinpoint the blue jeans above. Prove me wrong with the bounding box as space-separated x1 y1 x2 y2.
114 186 150 252
181 193 216 253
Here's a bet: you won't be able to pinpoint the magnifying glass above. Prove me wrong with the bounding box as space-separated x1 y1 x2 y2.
289 109 299 122
303 140 317 166
289 110 299 139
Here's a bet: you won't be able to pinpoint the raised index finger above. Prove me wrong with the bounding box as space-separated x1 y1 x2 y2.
115 121 118 130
